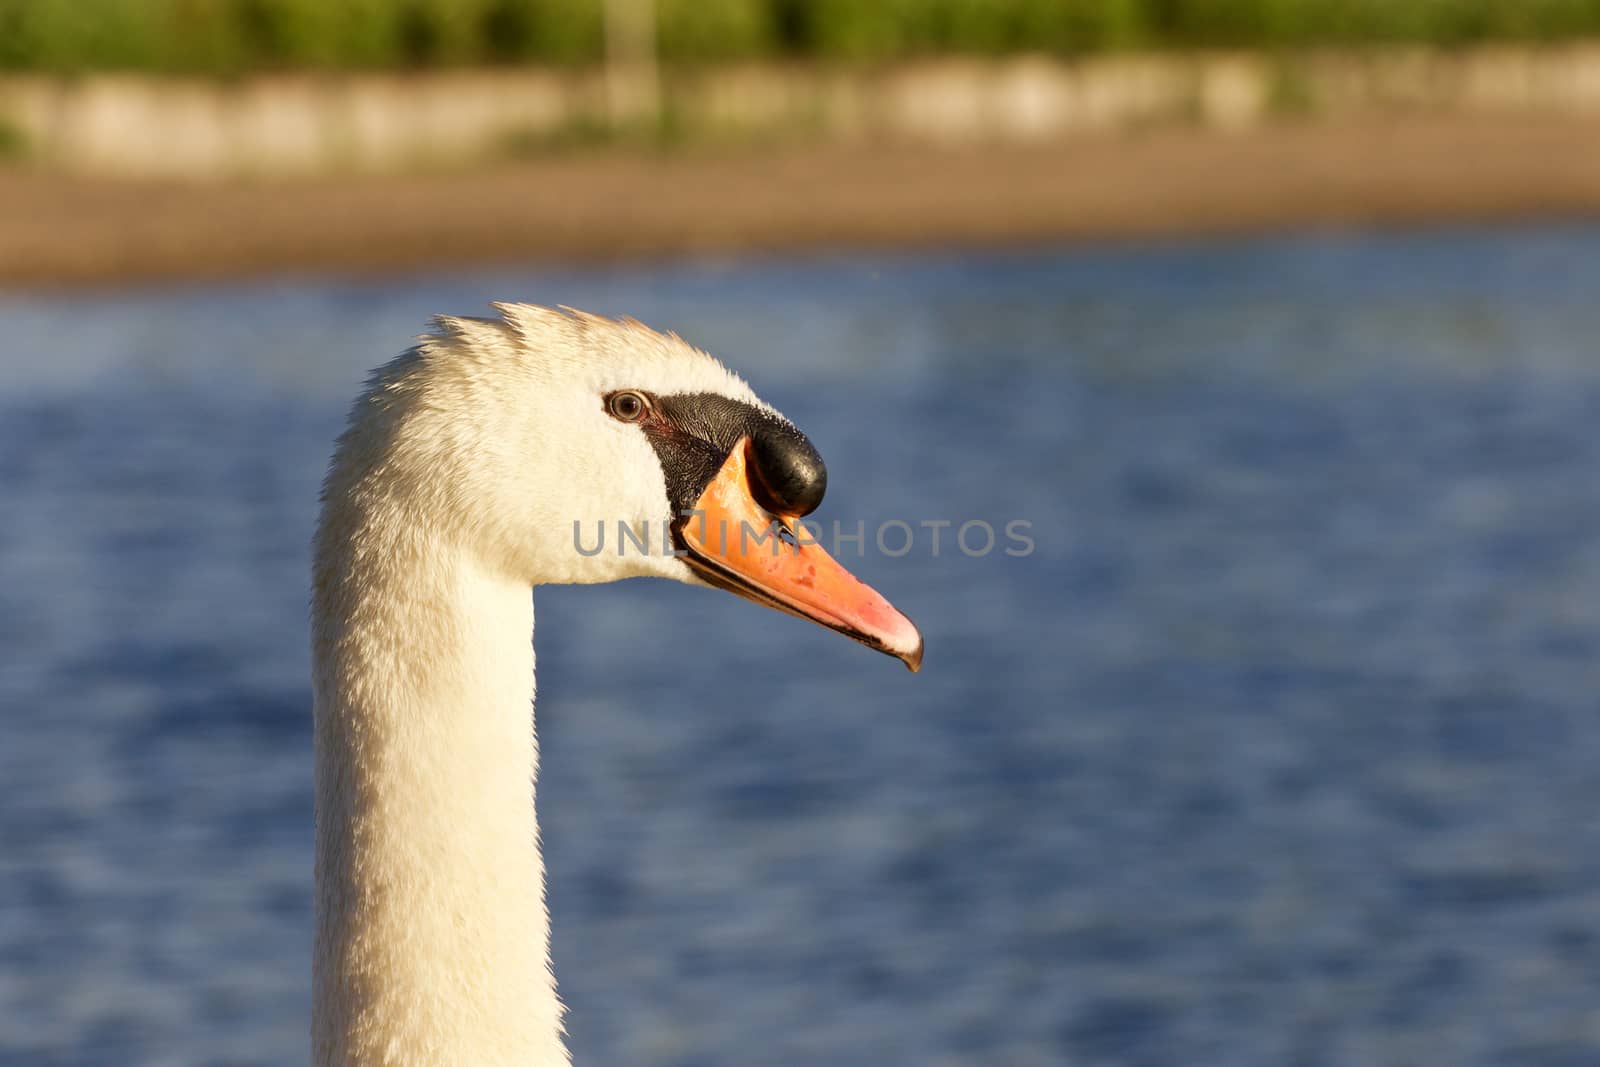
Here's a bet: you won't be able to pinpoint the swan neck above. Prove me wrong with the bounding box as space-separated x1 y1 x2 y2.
312 521 565 1066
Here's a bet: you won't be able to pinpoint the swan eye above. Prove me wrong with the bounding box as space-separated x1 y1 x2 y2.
606 391 649 423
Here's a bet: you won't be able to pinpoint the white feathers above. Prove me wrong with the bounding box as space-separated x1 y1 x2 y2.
311 305 775 1066
424 303 763 408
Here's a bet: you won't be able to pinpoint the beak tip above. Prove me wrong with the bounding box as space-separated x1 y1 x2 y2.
892 625 924 674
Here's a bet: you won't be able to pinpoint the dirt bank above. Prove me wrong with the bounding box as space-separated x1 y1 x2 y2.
4 115 1600 287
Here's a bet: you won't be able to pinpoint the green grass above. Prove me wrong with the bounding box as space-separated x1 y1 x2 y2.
1 0 1599 75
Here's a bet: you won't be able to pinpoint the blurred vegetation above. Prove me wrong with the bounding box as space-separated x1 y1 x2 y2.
1 0 1599 74
0 115 26 159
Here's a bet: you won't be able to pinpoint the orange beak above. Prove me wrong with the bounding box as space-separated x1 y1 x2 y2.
678 439 924 672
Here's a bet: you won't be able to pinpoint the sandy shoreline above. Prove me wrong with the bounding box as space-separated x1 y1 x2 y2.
3 115 1600 288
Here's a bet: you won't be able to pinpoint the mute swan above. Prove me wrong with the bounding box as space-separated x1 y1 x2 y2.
310 305 921 1066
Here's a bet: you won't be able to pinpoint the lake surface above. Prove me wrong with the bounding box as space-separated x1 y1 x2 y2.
4 227 1600 1066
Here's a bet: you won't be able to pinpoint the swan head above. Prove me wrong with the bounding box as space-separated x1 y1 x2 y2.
346 303 922 670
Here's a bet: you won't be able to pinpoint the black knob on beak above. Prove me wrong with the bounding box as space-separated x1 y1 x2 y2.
749 425 828 517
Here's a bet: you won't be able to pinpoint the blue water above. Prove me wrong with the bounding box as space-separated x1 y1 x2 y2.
5 228 1600 1065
